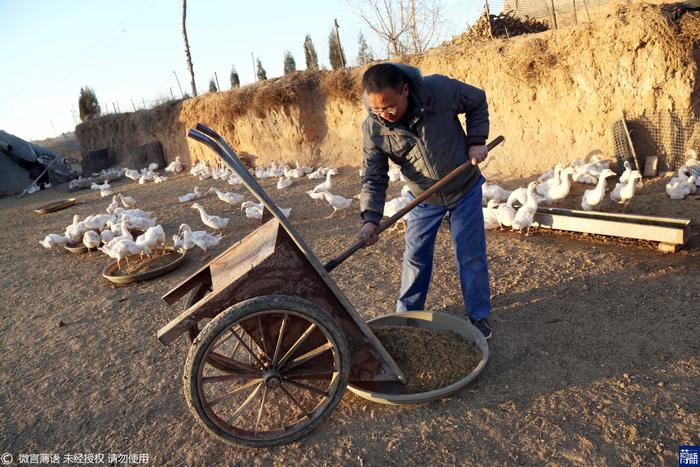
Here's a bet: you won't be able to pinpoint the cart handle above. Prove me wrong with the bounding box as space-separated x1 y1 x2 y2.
324 135 505 272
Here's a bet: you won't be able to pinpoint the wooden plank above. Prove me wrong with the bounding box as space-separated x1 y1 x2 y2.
484 207 690 245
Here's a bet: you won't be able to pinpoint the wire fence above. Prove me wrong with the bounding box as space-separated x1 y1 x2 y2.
615 111 700 174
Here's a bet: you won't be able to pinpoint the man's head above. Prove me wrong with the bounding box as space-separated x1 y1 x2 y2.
362 63 410 123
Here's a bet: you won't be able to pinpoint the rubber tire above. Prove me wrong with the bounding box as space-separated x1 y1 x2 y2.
183 294 351 447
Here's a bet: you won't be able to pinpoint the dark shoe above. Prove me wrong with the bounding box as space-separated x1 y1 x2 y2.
470 318 492 340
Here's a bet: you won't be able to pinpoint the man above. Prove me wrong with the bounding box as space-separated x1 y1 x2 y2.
358 62 492 340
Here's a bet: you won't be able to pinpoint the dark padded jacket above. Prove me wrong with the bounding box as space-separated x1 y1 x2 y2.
360 63 489 225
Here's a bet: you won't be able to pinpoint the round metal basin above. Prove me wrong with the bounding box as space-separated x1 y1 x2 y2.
102 248 186 284
348 311 489 405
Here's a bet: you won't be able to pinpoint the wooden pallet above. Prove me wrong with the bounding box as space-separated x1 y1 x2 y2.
486 206 691 252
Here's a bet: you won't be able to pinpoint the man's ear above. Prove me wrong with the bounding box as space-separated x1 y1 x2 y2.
401 83 409 97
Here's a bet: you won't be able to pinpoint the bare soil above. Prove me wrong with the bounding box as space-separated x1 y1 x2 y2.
0 170 698 465
371 326 482 394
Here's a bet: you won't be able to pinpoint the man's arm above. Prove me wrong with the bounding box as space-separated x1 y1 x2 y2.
452 80 489 148
359 120 389 226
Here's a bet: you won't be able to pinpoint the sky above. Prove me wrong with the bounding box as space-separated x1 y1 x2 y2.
0 0 491 141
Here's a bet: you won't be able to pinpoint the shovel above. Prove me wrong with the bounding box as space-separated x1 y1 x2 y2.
324 135 505 272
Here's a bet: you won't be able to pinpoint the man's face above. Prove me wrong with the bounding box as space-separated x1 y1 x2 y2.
366 83 409 123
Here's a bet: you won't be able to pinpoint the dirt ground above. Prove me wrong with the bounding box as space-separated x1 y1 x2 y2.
1 169 698 465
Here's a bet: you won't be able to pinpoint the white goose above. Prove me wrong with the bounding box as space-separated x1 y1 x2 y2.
495 199 516 229
483 199 500 230
179 224 222 256
511 182 539 235
277 176 293 190
581 169 616 211
208 187 244 206
191 203 229 234
118 193 137 208
666 175 697 200
100 240 151 268
543 167 575 204
106 195 119 214
136 225 166 255
100 230 115 245
482 183 511 203
321 191 352 218
312 172 334 193
619 160 633 184
306 189 326 205
611 170 642 206
82 230 101 255
39 234 69 251
178 186 204 203
536 164 563 197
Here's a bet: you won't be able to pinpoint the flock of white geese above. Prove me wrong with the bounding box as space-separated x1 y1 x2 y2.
38 149 700 263
481 149 699 235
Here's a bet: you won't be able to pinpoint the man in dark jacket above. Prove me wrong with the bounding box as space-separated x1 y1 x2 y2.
358 62 492 339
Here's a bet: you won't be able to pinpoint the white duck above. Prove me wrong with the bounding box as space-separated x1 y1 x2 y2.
100 240 151 268
179 224 222 257
581 168 616 211
191 203 229 234
312 172 334 193
277 176 293 190
208 187 244 206
118 193 137 208
321 191 352 218
482 183 511 203
511 182 540 235
123 168 140 181
82 230 101 255
106 195 120 214
165 156 184 174
384 195 410 231
619 160 633 184
178 186 203 203
543 167 575 204
483 199 500 230
306 189 326 205
611 170 642 206
307 169 325 180
536 164 563 197
100 188 114 197
100 230 115 245
136 225 166 255
666 175 697 199
495 199 516 229
39 234 69 251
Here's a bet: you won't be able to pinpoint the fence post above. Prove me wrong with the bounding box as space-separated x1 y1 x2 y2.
550 0 558 28
484 0 494 38
573 0 578 24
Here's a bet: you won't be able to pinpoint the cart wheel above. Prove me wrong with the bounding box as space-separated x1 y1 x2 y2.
184 295 350 447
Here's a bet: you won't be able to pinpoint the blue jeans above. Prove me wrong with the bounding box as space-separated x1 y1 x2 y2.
396 177 491 320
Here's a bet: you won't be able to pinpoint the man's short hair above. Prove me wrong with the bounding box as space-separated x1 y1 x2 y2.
361 63 405 93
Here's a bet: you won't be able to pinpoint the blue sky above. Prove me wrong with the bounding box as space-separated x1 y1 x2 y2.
0 0 489 141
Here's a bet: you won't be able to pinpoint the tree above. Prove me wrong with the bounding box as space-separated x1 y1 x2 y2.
209 77 218 92
283 51 296 75
230 65 240 88
78 86 101 121
256 59 267 81
182 0 197 96
328 29 346 70
303 34 319 71
356 31 374 65
351 0 442 57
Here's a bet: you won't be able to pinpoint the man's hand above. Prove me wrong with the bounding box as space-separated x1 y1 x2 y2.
469 144 488 166
359 222 379 247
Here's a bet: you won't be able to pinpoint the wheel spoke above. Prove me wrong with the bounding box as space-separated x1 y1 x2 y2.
272 314 288 366
281 342 333 372
283 367 337 379
202 372 259 384
230 327 265 368
211 325 241 352
229 381 264 423
282 378 329 398
258 315 269 360
254 386 268 435
279 383 311 419
207 378 262 407
276 323 316 368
